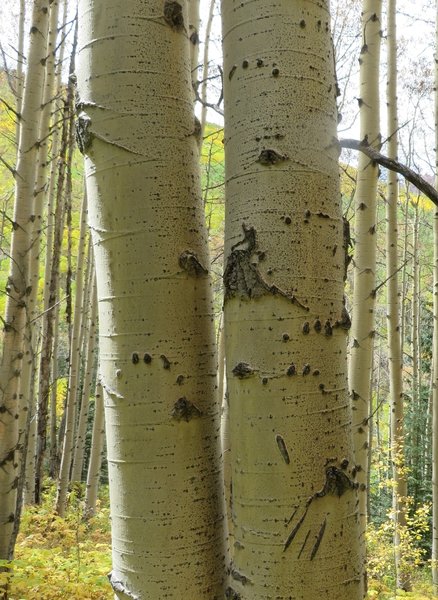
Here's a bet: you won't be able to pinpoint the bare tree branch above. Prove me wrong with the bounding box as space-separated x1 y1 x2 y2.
340 137 438 207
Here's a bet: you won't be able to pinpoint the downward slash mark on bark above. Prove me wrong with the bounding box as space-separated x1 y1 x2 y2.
297 529 311 559
275 434 290 464
310 518 327 560
283 466 355 552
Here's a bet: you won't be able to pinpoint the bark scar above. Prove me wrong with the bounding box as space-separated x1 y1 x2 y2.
283 466 355 553
223 224 309 310
275 434 290 464
179 250 208 277
163 0 184 31
108 571 140 600
76 112 93 155
172 397 202 422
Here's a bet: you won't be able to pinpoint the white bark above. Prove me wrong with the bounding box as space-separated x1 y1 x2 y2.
0 0 50 562
348 0 382 539
433 1 438 588
19 0 61 507
76 0 225 597
386 0 409 590
84 382 105 519
222 1 363 598
71 267 97 482
55 192 89 516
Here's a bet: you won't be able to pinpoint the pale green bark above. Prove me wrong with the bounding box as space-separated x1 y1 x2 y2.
0 0 50 562
348 0 382 540
15 0 26 145
386 0 409 590
188 0 200 93
433 2 438 588
77 0 225 597
36 68 74 495
71 268 97 483
20 0 61 507
222 2 363 598
84 382 105 519
55 193 88 516
199 0 216 136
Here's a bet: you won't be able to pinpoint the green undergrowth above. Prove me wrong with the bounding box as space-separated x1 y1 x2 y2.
1 481 112 599
1 480 436 599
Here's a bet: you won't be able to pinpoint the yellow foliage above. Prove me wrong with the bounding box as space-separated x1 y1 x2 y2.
4 482 112 599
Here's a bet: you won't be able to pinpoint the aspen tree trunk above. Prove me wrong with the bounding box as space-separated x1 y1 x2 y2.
71 269 97 483
222 2 363 598
411 199 421 504
55 193 89 516
19 0 61 508
35 32 77 501
76 1 225 597
386 0 409 590
84 382 105 519
42 0 68 318
199 0 216 136
348 0 382 544
15 0 26 145
0 0 50 563
49 302 60 477
433 2 438 581
188 0 200 93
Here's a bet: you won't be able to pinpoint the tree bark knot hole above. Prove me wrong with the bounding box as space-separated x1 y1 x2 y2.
232 362 254 378
172 397 202 422
76 113 93 155
163 1 184 31
179 250 208 277
257 148 288 165
223 224 308 310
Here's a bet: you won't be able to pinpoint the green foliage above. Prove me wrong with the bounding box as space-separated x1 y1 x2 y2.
367 500 432 597
1 481 112 599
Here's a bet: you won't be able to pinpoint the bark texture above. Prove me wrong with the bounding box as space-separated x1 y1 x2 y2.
76 1 225 597
433 2 438 588
222 1 363 598
348 0 382 541
0 0 50 562
386 0 409 590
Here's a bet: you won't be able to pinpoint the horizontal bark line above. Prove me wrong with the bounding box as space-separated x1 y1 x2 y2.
340 138 438 206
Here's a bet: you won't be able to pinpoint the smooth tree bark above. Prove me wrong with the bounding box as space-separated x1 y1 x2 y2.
199 0 216 136
35 27 77 501
386 0 409 590
20 0 61 507
76 0 225 597
347 0 382 543
15 0 26 146
55 192 89 516
71 267 97 483
0 0 50 563
84 382 105 519
433 1 438 588
222 1 363 598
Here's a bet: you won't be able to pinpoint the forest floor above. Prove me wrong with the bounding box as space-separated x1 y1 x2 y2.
1 482 435 599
